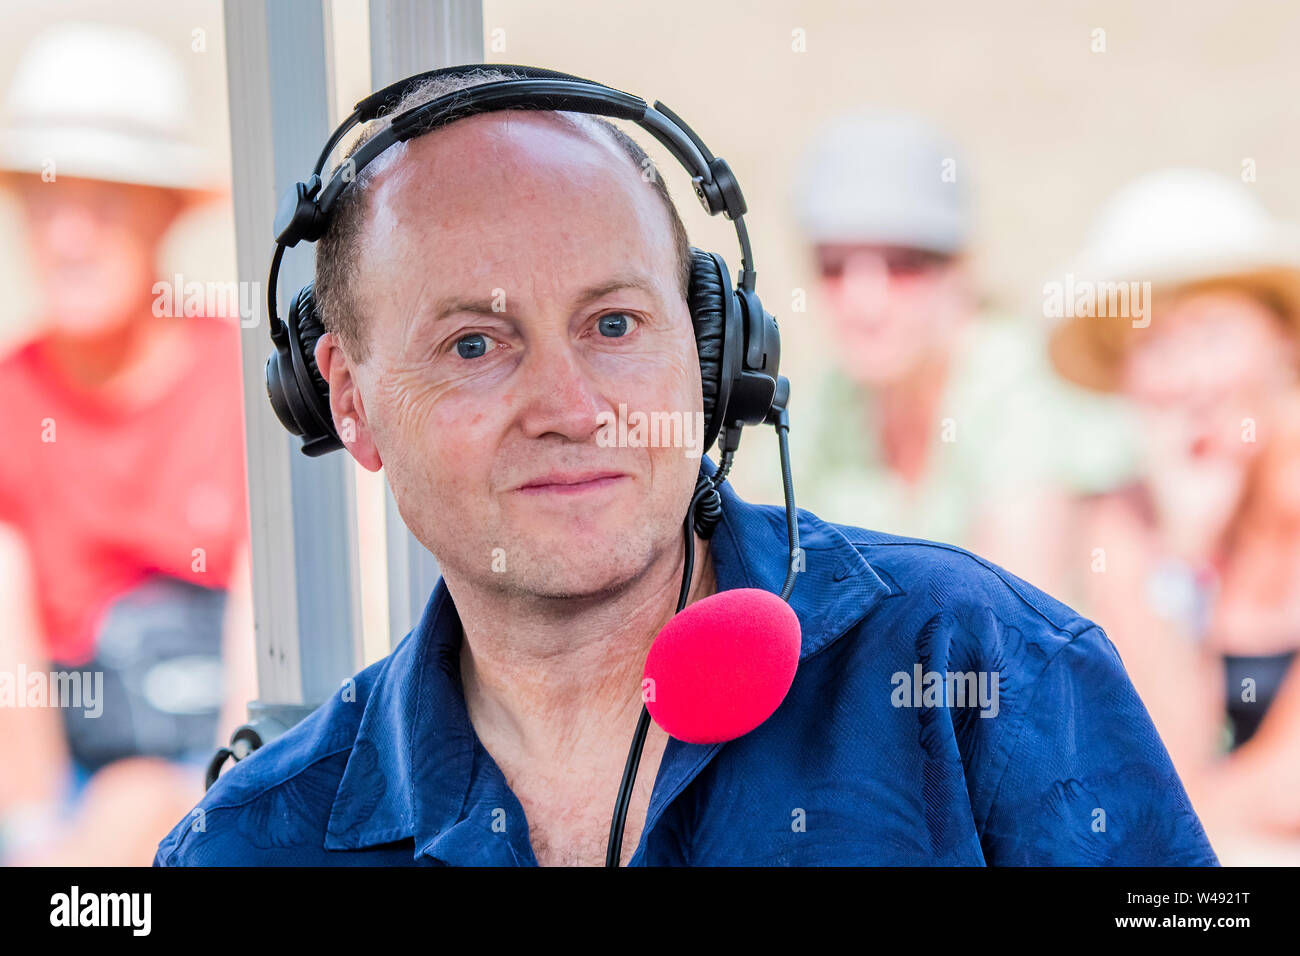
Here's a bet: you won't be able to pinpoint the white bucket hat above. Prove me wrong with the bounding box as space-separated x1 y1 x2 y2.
0 22 219 193
793 110 971 254
1048 168 1300 392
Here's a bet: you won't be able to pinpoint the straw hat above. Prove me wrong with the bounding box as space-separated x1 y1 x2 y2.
1048 168 1300 392
0 22 219 194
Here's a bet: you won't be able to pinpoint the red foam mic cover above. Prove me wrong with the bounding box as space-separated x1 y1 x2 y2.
643 588 801 745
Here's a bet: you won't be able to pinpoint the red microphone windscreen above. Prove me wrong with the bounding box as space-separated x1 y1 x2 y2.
643 587 801 745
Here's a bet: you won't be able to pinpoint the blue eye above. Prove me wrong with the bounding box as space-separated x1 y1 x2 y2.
455 333 490 359
598 313 633 337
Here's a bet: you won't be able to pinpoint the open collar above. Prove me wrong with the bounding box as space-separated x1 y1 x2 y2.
324 454 893 858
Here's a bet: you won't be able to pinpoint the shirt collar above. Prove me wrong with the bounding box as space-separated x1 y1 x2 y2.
324 454 892 858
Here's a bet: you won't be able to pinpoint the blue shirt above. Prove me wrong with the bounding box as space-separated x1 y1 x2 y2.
154 456 1219 866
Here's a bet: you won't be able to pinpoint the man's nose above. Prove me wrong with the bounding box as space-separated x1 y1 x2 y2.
513 335 606 442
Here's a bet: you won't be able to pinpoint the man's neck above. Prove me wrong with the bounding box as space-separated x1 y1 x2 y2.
455 531 717 768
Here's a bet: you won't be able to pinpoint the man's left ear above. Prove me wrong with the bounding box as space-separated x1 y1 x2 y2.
314 331 383 471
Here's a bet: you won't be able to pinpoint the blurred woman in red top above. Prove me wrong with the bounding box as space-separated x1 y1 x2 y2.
0 23 255 865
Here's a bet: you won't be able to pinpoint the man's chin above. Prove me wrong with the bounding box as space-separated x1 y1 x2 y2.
499 526 653 599
510 559 640 602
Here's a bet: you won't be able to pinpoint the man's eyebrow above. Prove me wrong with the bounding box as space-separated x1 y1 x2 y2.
570 273 662 308
426 273 662 324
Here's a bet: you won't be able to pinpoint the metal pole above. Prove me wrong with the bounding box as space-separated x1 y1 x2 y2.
223 0 364 729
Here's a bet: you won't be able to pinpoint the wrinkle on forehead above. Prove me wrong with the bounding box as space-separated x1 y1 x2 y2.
355 110 683 344
366 109 631 214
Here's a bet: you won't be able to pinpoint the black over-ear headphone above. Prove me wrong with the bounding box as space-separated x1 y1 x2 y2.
265 64 787 521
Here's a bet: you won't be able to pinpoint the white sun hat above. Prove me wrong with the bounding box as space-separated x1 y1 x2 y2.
0 21 220 193
793 110 971 254
1048 167 1300 392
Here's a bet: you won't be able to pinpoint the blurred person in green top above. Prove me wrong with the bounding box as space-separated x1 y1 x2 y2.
790 111 1137 588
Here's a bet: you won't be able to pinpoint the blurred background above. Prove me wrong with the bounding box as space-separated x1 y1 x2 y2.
1 0 1298 866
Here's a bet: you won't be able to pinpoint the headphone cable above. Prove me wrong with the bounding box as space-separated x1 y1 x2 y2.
604 424 799 866
604 456 718 867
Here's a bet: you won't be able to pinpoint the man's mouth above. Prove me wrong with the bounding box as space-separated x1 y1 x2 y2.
515 470 629 496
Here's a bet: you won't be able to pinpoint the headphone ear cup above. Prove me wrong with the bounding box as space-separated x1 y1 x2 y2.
293 283 331 402
687 247 728 455
272 282 342 456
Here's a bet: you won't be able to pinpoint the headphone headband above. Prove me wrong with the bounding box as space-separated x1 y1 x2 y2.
273 68 751 273
354 64 596 123
310 80 653 234
268 66 757 345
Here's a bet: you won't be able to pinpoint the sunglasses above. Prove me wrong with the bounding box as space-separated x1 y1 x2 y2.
817 246 955 279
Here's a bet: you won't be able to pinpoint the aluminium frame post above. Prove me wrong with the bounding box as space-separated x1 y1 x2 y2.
223 0 365 734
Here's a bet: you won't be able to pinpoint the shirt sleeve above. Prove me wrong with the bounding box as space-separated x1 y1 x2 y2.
979 624 1220 865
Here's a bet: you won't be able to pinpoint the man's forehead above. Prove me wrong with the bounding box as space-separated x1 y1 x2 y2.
368 109 631 205
357 110 678 301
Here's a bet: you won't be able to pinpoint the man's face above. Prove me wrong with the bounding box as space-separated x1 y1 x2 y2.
814 243 972 386
337 112 701 600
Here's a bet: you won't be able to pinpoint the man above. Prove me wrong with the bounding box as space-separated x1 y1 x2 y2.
156 68 1217 866
791 111 1138 589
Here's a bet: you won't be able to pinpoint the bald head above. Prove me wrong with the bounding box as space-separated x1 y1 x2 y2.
313 69 693 364
354 111 684 366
